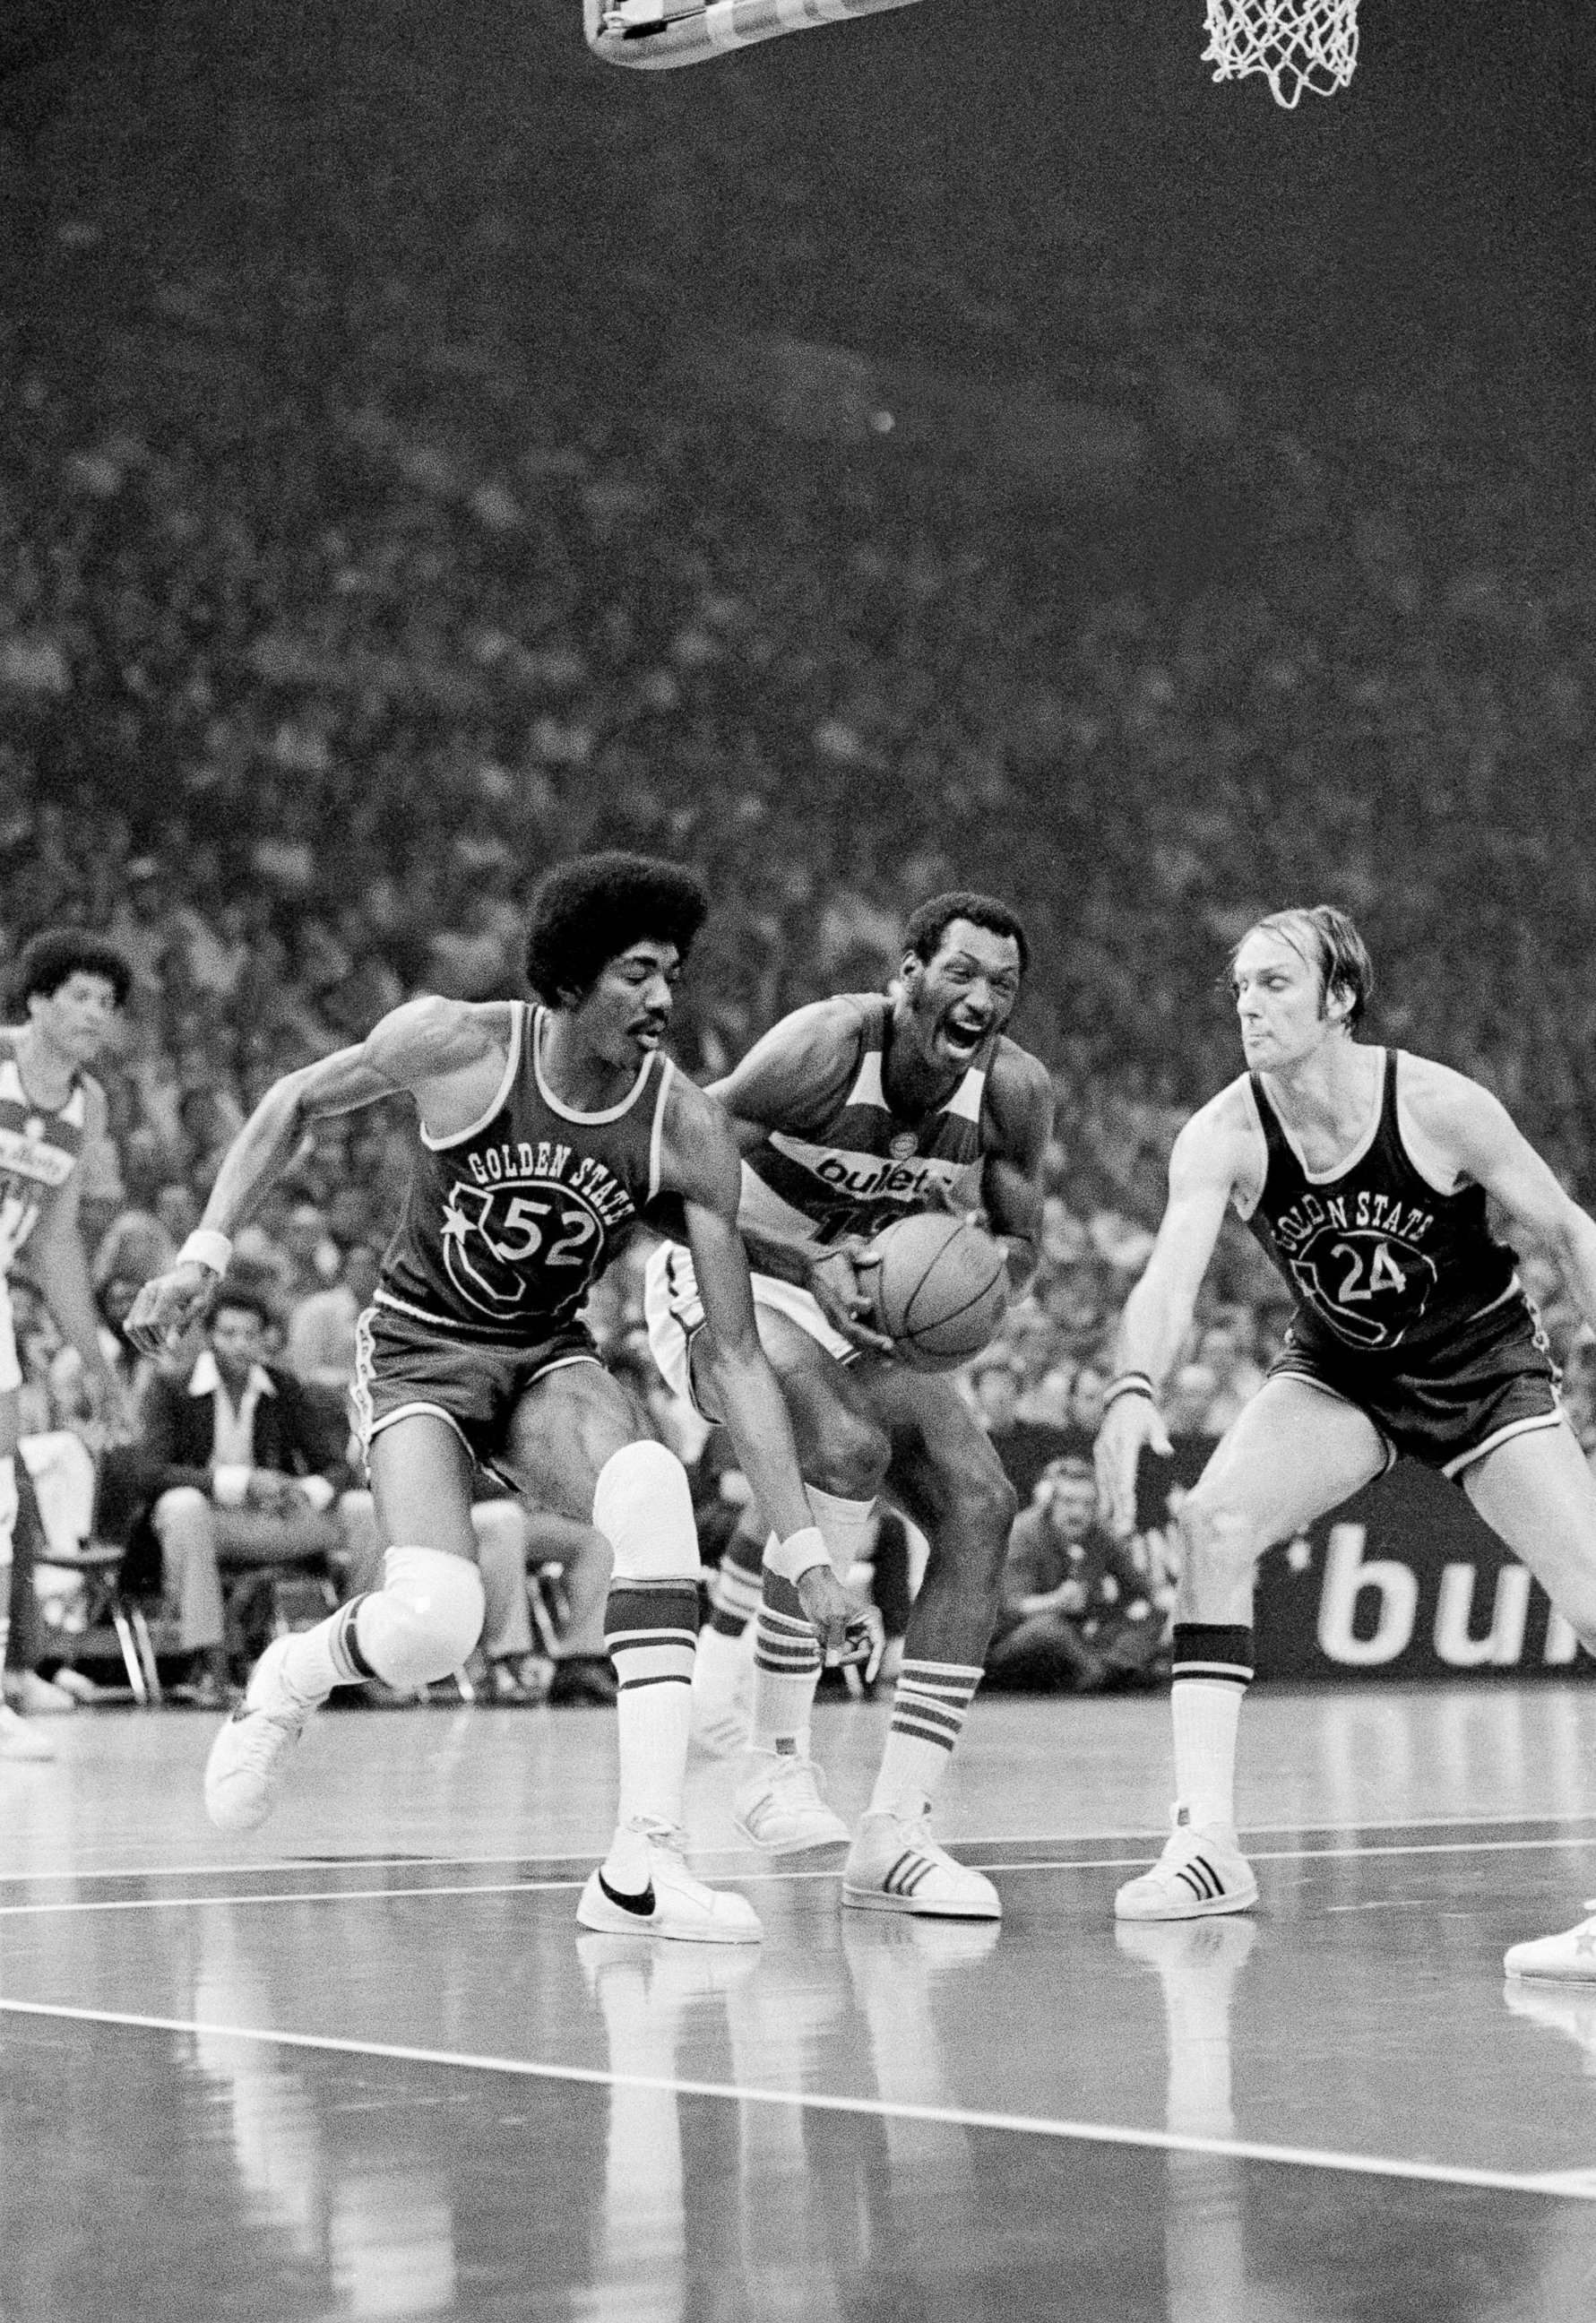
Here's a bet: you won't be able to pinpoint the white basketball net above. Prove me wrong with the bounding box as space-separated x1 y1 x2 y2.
1203 0 1359 108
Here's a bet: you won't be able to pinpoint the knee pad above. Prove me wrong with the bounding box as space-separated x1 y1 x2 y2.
593 1441 700 1583
357 1545 485 1688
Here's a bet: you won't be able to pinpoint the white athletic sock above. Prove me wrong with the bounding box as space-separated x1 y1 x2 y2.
751 1594 822 1757
605 1578 700 1842
1169 1623 1255 1832
867 1660 983 1818
749 1487 876 1757
694 1619 753 1702
1171 1681 1245 1833
591 1441 703 1884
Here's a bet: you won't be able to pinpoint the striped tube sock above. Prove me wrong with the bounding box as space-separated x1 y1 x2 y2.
751 1600 823 1757
693 1535 763 1708
867 1660 984 1817
605 1580 701 1831
709 1533 765 1638
1170 1623 1255 1833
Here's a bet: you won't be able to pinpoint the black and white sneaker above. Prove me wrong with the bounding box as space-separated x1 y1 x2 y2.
576 1818 763 1945
841 1805 1001 1920
1114 1808 1258 1922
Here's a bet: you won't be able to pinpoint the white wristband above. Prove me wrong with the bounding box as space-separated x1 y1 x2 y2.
763 1524 831 1585
178 1229 233 1277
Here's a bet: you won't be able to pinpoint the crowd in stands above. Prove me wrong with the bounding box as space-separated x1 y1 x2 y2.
3 0 1592 1701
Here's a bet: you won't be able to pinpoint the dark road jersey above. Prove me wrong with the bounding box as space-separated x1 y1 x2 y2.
379 1004 672 1343
740 994 990 1252
0 1032 88 1275
1243 1049 1517 1361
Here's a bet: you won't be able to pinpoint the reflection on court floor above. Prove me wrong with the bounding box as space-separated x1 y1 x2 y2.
4 1690 1596 2319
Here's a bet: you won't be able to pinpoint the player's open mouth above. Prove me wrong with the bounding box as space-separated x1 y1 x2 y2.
941 1018 986 1059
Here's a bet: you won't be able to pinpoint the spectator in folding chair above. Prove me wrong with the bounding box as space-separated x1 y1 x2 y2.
135 1284 351 1704
984 1455 1163 1694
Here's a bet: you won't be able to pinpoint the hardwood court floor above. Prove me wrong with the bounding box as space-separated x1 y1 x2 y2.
5 1687 1596 2320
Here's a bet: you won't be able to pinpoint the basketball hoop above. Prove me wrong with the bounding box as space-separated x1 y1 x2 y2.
1202 0 1359 108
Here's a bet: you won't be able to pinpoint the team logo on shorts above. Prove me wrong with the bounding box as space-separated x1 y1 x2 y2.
439 1179 607 1317
1289 1226 1439 1351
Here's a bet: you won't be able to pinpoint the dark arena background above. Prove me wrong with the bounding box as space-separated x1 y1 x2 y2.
3 4 1596 2317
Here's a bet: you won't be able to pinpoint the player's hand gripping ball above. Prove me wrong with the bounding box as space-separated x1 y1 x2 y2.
866 1212 1009 1370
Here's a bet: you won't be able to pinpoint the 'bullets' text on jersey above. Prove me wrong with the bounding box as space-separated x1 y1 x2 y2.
379 1005 672 1341
1243 1049 1517 1360
0 1033 88 1275
739 994 990 1251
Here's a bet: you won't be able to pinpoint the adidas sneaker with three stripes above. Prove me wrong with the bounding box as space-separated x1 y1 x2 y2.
1114 1808 1258 1922
842 1804 1001 1920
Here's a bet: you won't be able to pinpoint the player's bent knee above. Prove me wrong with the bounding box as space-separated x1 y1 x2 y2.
593 1440 701 1582
358 1544 486 1688
1177 1493 1262 1581
953 1464 1019 1557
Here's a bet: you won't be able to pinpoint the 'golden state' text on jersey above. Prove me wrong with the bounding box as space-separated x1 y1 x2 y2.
1244 1049 1517 1362
378 1005 672 1343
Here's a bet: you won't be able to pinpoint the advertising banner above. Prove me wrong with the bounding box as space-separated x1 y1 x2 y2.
1137 1438 1594 1683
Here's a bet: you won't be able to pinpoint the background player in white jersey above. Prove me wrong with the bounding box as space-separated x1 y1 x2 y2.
130 855 867 1944
1093 906 1596 1972
646 894 1054 1918
0 931 133 1760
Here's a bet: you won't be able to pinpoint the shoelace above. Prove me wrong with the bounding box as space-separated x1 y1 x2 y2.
887 1811 942 1858
624 1816 688 1860
770 1754 828 1794
229 1703 304 1769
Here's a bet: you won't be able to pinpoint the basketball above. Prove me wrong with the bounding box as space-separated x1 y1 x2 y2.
867 1211 1010 1369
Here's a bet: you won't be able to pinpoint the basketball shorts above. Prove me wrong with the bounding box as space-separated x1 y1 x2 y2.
351 1294 601 1477
1268 1286 1562 1481
0 1275 19 1396
643 1239 856 1421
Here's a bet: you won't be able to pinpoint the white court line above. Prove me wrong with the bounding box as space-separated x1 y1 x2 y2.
5 1811 1596 1888
0 1879 582 1918
4 1832 1596 1918
0 1994 1587 2203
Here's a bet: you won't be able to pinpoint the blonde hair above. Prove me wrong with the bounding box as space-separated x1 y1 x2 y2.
1230 905 1374 1031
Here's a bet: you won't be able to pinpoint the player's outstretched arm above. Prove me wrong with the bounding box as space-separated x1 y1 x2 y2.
664 1076 876 1666
1094 1100 1246 1536
1410 1063 1596 1329
125 998 496 1352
